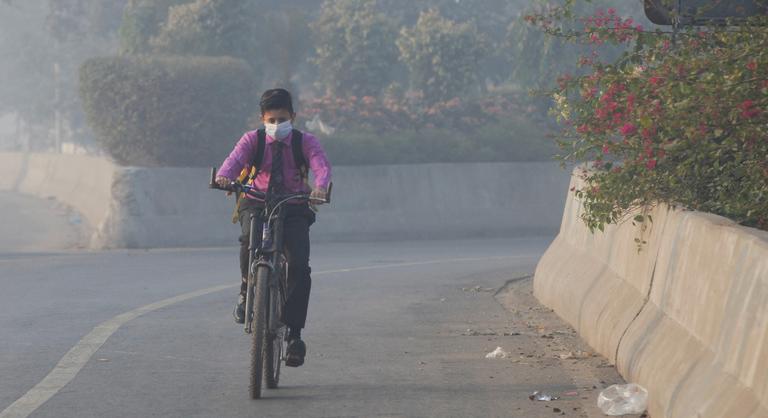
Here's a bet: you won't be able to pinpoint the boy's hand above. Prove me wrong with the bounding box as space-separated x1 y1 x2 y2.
216 176 234 196
310 187 328 204
215 176 231 188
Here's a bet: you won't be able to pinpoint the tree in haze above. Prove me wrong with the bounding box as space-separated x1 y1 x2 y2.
48 0 127 41
150 0 260 63
504 0 647 91
119 0 187 54
259 7 313 96
311 0 400 97
397 9 489 103
0 1 54 140
0 0 125 150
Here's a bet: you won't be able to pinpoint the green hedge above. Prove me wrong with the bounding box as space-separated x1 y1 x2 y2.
80 55 258 166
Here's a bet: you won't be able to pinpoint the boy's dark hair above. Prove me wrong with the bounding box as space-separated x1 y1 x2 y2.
260 88 294 115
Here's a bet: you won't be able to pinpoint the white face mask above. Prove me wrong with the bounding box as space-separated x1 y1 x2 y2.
265 120 293 140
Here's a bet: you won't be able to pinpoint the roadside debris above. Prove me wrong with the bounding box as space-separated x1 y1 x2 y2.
462 286 496 293
529 391 559 401
558 350 593 360
464 328 522 337
597 383 648 416
485 346 511 359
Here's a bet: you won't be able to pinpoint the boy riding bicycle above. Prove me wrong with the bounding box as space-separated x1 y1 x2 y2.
215 88 332 367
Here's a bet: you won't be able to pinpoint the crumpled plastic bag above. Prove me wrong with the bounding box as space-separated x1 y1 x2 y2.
597 383 648 415
485 346 510 359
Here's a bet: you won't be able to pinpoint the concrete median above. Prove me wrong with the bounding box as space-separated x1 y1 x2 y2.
534 171 768 418
0 152 570 248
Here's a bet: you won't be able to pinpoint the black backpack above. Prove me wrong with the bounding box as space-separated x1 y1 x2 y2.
248 128 308 183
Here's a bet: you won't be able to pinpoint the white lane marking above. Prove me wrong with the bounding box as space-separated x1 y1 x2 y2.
0 284 233 418
0 255 535 418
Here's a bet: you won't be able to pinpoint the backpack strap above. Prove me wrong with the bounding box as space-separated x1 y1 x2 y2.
291 129 308 182
231 130 266 223
252 129 267 176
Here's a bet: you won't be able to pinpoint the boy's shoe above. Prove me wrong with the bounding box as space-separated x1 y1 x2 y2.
285 337 306 367
233 294 246 324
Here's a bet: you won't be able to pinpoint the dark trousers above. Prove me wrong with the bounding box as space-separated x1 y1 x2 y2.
238 199 315 330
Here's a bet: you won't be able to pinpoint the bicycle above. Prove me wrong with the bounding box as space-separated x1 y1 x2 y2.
209 167 331 399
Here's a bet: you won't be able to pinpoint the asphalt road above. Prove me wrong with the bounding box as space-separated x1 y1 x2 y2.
0 193 628 418
0 192 86 252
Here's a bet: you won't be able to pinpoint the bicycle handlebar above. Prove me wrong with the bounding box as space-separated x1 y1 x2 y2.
208 167 332 204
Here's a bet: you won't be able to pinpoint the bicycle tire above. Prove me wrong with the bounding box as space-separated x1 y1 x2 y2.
249 265 269 399
264 255 287 389
264 325 284 389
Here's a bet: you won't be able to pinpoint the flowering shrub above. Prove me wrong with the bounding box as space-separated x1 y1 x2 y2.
293 91 557 165
529 6 768 231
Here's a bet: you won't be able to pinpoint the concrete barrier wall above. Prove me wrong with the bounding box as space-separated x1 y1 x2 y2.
534 172 768 418
0 153 570 248
0 152 116 247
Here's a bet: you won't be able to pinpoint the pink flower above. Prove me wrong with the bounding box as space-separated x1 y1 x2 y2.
747 61 758 72
620 123 637 136
602 144 610 154
641 128 654 139
607 8 616 15
740 100 761 118
646 159 657 170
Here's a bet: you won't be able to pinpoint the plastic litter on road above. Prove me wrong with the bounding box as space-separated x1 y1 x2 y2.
484 346 510 359
528 391 559 401
597 383 648 415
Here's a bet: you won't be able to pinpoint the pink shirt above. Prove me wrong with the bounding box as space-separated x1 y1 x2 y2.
218 130 332 198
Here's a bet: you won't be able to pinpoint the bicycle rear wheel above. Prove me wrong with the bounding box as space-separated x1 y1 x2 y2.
249 265 269 399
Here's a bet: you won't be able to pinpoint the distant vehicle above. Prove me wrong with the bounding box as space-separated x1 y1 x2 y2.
644 0 768 25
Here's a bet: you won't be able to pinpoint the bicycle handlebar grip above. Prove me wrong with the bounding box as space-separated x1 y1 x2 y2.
326 182 333 204
209 167 218 189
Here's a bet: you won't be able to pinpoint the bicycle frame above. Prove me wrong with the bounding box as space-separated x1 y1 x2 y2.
244 202 288 335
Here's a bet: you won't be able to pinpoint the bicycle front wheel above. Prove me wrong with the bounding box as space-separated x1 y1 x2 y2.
249 265 269 399
264 324 285 389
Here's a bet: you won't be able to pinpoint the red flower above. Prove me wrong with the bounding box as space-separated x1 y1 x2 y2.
641 127 655 139
740 100 761 118
646 159 657 170
620 123 637 136
602 144 610 154
747 61 758 72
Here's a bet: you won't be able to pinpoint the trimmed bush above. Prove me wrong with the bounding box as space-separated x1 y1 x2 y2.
80 55 258 166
